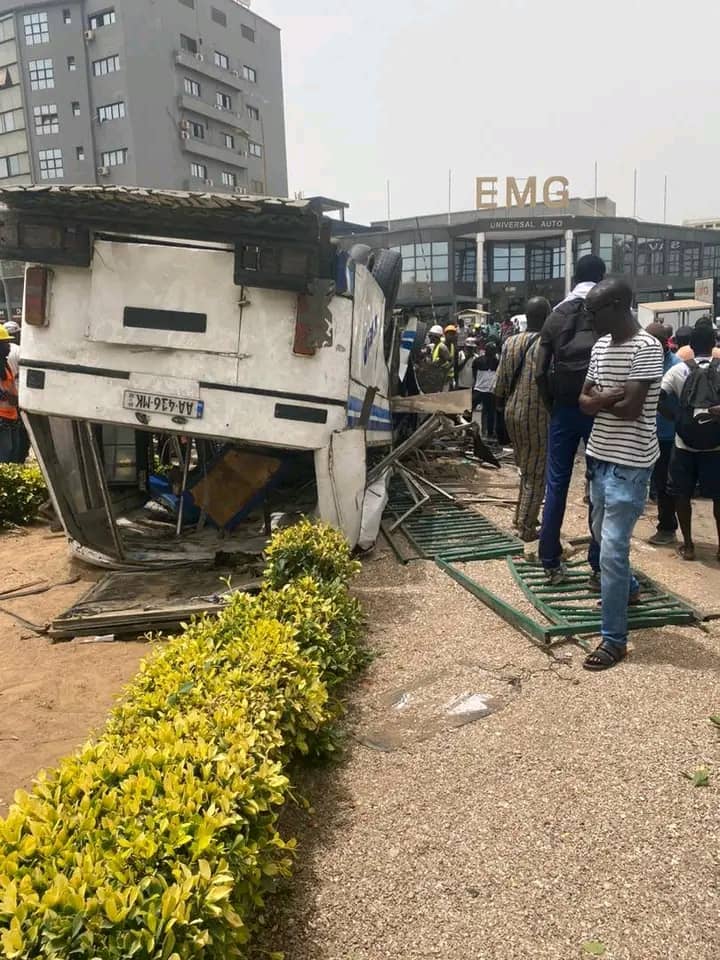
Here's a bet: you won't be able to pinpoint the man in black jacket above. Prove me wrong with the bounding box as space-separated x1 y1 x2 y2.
535 255 606 583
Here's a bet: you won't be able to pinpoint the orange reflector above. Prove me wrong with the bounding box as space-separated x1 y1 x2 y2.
24 266 50 326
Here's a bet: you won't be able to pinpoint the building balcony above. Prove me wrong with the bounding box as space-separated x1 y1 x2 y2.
174 49 246 92
179 94 249 134
182 137 249 170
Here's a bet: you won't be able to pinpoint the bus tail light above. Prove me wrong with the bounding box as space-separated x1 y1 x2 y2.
24 266 52 326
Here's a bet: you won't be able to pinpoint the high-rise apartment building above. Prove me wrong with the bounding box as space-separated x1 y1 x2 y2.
0 0 288 197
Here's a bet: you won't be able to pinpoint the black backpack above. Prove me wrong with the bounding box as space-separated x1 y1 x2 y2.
676 358 720 450
548 298 597 405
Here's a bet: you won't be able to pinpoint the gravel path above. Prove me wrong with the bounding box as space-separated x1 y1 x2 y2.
260 466 720 960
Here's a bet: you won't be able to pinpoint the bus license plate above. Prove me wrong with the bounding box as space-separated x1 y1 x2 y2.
123 390 204 419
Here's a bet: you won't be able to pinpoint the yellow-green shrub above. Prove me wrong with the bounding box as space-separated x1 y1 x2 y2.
0 524 365 960
0 463 47 527
264 519 361 588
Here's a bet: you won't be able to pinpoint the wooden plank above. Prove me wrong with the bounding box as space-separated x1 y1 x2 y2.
391 390 472 415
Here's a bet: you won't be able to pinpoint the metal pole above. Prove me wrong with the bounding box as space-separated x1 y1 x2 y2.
593 162 598 215
386 179 391 232
663 176 668 224
633 169 638 218
82 422 125 561
175 439 191 536
0 260 11 323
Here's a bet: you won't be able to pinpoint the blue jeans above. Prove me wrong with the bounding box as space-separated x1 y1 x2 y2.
0 421 16 463
588 458 651 648
540 405 600 572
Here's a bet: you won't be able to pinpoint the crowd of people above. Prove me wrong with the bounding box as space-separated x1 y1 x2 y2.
419 254 720 673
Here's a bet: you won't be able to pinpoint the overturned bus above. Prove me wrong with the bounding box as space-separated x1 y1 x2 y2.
0 186 403 568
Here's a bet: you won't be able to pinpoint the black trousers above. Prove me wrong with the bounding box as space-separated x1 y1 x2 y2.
653 438 677 532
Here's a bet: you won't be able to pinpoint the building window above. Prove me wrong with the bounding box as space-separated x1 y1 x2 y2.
72 101 80 116
454 240 477 284
190 161 207 180
599 233 634 274
97 101 126 122
248 141 263 158
214 51 229 70
38 147 63 179
221 171 236 187
0 109 23 134
63 9 72 24
575 235 592 263
92 55 120 76
243 65 257 83
190 120 205 139
33 104 59 135
636 238 665 276
67 56 76 71
682 243 701 278
184 77 200 97
250 179 264 194
76 146 85 160
223 133 235 149
0 154 23 178
180 34 198 54
702 245 720 277
493 243 526 282
400 242 449 284
0 18 15 43
528 239 564 281
241 25 255 42
667 240 681 274
211 7 227 26
29 58 54 91
89 10 116 29
216 92 232 110
178 0 194 7
247 105 260 121
24 12 49 45
101 148 127 167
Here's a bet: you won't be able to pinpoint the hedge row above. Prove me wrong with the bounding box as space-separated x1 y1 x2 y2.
0 463 47 527
0 520 366 960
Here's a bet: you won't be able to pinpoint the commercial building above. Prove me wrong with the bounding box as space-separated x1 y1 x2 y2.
341 196 720 325
0 0 287 197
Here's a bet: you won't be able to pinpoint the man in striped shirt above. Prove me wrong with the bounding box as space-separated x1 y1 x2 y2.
579 279 664 670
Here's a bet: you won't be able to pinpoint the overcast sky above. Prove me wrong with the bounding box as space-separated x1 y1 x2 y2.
258 0 720 228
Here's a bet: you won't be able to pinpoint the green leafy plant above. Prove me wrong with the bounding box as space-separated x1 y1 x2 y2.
682 766 710 787
263 520 361 589
0 524 366 959
0 463 47 527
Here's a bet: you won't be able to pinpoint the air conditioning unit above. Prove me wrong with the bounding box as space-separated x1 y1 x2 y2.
231 69 240 78
180 131 190 140
97 166 110 176
180 119 190 131
195 52 204 62
204 178 214 187
84 29 95 40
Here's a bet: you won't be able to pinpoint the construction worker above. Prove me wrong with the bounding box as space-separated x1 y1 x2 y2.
0 326 18 463
443 324 459 388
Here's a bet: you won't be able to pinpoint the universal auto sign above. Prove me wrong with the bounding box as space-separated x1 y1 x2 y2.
475 176 570 210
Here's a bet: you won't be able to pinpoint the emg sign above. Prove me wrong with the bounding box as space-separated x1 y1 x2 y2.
476 176 570 210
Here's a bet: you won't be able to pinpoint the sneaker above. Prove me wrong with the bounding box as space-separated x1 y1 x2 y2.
545 563 568 586
648 530 677 546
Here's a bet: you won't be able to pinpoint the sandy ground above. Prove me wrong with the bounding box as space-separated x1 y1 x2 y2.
258 465 720 960
2 470 720 959
0 526 147 815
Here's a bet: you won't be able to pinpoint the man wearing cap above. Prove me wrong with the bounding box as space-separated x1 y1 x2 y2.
3 320 20 377
456 336 477 391
0 326 18 463
646 322 680 544
443 324 459 389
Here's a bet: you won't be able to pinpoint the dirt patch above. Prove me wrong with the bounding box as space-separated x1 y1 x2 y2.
0 526 148 815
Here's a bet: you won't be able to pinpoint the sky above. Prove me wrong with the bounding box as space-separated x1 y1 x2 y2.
258 0 720 228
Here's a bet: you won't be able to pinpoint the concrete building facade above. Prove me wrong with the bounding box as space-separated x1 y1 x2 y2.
0 0 288 197
339 197 720 324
